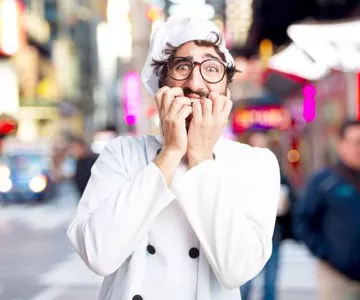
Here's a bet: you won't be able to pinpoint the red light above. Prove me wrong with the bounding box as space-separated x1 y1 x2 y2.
0 120 16 135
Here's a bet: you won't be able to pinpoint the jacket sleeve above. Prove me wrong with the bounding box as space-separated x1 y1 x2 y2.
171 148 280 289
67 138 176 276
294 174 329 259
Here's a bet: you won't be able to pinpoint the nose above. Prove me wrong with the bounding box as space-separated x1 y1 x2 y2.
186 64 206 92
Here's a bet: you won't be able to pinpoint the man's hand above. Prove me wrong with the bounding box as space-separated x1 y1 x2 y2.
187 92 233 168
153 86 192 185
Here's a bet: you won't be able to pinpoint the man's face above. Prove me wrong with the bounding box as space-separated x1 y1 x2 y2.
164 41 228 96
248 132 269 148
337 125 360 169
68 142 86 159
163 41 229 128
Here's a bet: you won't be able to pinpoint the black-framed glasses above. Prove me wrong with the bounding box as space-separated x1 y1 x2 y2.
167 56 227 84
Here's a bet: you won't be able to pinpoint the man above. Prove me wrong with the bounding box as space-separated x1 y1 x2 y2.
240 130 297 300
67 135 98 197
67 17 280 300
296 119 360 300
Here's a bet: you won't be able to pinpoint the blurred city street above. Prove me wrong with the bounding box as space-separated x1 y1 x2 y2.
0 183 102 300
0 183 317 300
0 0 359 299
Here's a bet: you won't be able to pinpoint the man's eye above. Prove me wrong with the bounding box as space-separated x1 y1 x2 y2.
206 66 219 73
176 65 191 71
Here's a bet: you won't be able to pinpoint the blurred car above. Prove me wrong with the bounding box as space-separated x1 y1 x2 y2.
0 152 55 204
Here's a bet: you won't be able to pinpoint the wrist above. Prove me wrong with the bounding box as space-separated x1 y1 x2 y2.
160 148 184 161
153 149 183 186
187 151 214 168
154 149 183 169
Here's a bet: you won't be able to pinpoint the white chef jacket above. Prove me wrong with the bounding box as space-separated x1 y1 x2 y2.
67 134 280 300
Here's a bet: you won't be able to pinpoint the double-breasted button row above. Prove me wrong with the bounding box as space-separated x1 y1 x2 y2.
189 247 199 258
147 244 199 259
147 245 156 255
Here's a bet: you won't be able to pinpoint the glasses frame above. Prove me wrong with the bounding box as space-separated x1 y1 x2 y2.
166 56 227 84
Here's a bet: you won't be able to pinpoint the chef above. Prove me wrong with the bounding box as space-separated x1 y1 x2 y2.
67 16 280 300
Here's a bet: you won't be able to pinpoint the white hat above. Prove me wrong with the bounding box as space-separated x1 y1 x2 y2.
140 16 234 96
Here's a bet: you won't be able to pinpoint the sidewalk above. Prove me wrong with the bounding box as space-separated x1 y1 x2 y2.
248 240 317 300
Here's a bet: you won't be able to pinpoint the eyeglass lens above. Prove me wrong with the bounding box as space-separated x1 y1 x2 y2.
168 57 225 83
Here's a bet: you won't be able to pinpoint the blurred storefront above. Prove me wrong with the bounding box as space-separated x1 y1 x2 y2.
232 105 291 159
266 19 360 186
282 72 349 185
0 0 83 144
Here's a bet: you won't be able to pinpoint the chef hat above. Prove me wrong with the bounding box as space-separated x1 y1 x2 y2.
140 16 235 96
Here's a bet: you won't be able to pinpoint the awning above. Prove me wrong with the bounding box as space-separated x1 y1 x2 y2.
287 19 360 73
268 19 360 81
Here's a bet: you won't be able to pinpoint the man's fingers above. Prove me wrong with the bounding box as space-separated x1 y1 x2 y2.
162 87 185 115
192 100 202 122
176 105 193 121
202 98 213 118
155 86 170 112
209 92 223 116
167 97 192 118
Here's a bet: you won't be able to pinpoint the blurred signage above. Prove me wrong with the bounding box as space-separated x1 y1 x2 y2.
123 72 141 126
0 0 24 56
232 106 291 133
303 84 316 122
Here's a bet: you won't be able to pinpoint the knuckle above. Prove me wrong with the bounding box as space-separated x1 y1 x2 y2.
173 87 184 95
163 89 173 99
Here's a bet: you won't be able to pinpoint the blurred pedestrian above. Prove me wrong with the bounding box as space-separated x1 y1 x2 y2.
50 138 68 183
68 135 98 197
240 130 297 300
296 119 360 300
67 17 280 300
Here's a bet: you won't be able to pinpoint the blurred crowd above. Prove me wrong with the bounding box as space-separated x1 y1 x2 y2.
240 120 360 300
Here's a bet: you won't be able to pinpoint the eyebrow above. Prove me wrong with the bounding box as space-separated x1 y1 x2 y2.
182 53 221 61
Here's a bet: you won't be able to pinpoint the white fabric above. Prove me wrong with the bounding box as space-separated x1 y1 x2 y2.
141 17 235 96
67 135 280 300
